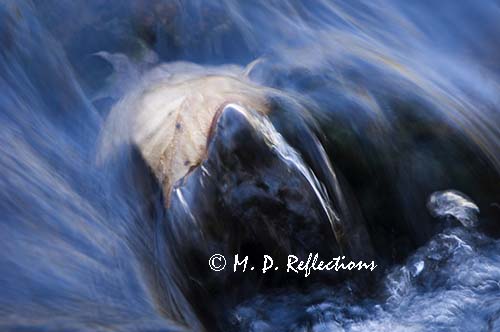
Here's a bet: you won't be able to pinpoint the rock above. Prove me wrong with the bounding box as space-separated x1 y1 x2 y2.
99 62 374 326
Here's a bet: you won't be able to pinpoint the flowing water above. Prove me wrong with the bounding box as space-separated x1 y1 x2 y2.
1 1 499 331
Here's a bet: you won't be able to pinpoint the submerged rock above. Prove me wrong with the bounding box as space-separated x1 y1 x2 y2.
100 62 374 328
100 61 372 263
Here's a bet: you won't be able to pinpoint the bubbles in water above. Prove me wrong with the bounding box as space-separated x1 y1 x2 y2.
232 228 500 332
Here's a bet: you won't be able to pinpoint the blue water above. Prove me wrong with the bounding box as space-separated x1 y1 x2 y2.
0 1 499 331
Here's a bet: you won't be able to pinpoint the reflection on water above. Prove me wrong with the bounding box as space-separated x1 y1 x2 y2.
0 0 499 331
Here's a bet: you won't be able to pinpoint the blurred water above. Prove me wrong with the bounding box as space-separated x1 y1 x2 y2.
1 0 499 331
232 227 500 332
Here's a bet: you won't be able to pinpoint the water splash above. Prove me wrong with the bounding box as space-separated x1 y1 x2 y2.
232 228 500 332
427 190 480 228
223 104 344 249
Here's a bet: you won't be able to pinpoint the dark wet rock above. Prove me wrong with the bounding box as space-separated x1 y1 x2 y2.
162 104 374 328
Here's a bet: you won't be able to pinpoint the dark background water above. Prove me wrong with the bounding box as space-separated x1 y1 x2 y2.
1 1 499 331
